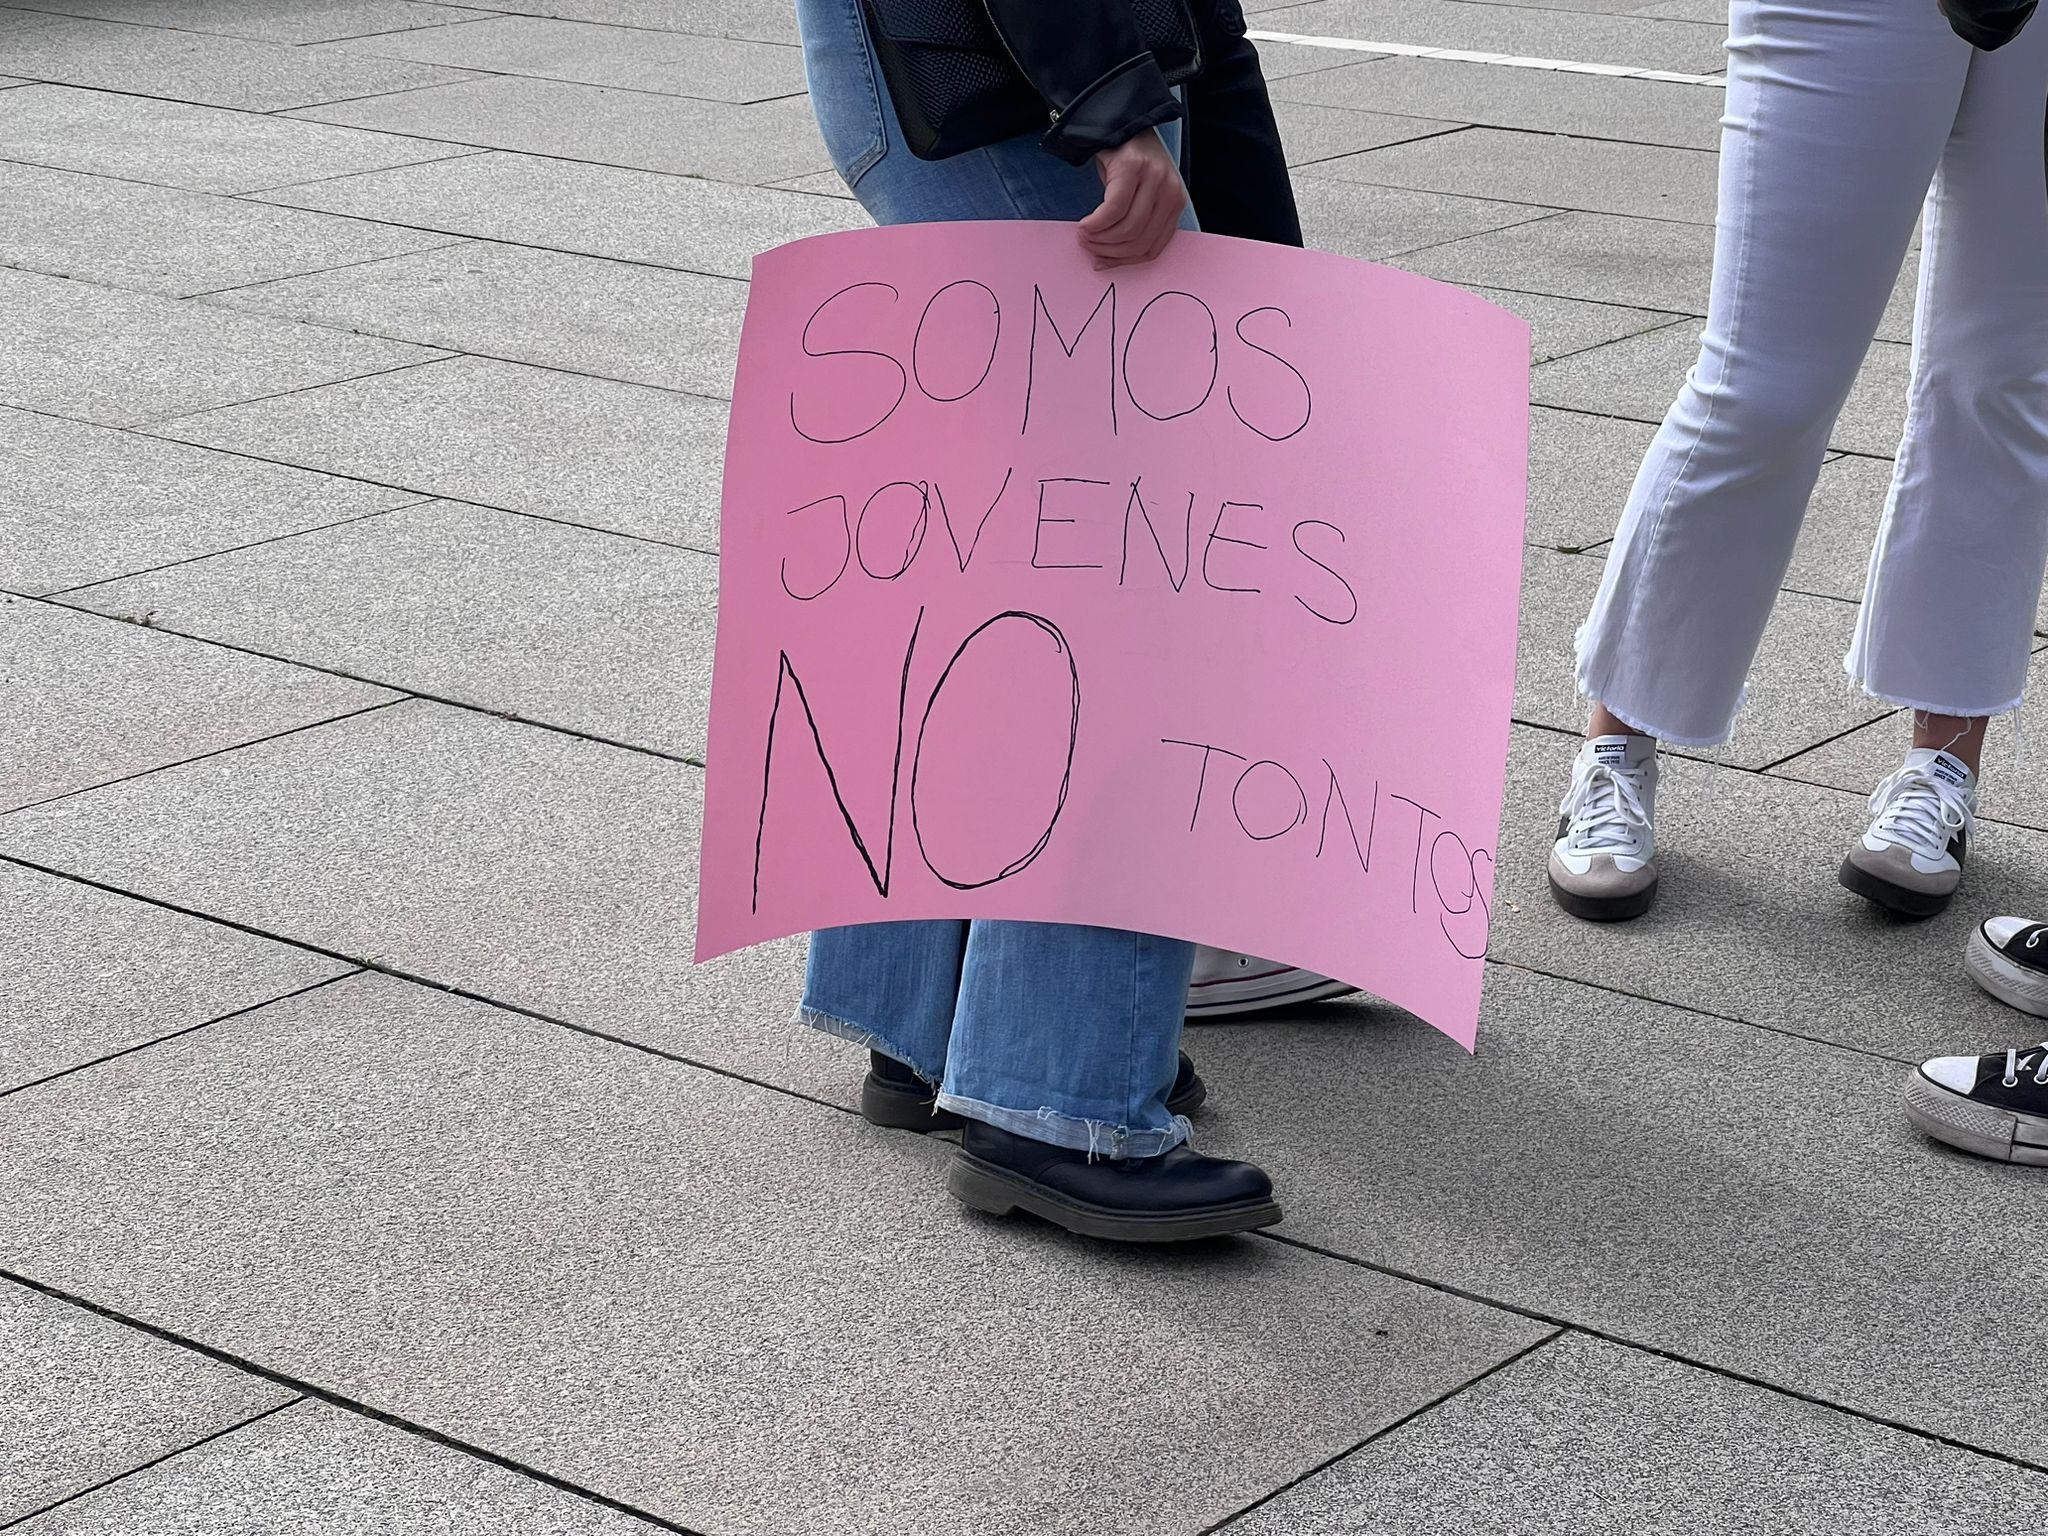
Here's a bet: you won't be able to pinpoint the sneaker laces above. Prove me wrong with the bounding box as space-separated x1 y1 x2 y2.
1559 757 1650 853
2002 1045 2048 1089
1866 763 1971 861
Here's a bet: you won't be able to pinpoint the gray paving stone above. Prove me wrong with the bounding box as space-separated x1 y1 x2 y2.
13 1403 657 1536
0 408 420 596
1781 453 1893 605
1306 127 1720 224
0 85 477 194
1292 176 1554 263
0 268 446 428
1491 727 2048 1059
1192 960 2048 1462
1515 547 1890 768
69 502 716 759
0 861 349 1093
1522 405 1656 549
1772 651 2048 835
1466 287 1680 366
0 0 485 45
289 72 831 184
468 0 802 43
1532 324 1912 458
1243 36 1375 79
1637 0 1728 18
1400 209 1715 312
0 701 828 1097
0 1283 293 1525
0 10 476 111
770 169 855 199
153 356 727 550
1228 1334 2048 1535
0 76 24 86
321 14 807 103
206 241 746 398
0 970 1549 1534
0 160 454 299
1276 55 1726 151
1251 0 1732 71
1401 210 1920 345
254 150 870 282
1275 99 1459 164
0 593 397 810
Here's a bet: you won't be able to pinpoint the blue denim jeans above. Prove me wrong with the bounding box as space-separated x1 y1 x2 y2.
792 0 1198 1159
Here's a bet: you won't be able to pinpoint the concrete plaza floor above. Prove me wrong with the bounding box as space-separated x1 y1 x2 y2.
5 0 2048 1531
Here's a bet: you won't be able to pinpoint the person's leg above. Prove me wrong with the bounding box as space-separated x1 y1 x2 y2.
1181 0 1303 246
1836 20 2048 916
940 922 1193 1155
939 921 1278 1240
1553 0 1973 921
801 923 967 1073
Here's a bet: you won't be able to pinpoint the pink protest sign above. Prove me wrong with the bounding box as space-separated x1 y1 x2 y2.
696 222 1528 1050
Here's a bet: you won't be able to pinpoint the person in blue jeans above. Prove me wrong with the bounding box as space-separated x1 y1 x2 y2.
792 0 1283 1241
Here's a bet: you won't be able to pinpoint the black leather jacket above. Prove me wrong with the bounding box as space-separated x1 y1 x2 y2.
984 0 1188 165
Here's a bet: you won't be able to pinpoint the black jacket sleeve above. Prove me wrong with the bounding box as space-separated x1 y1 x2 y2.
1938 0 2037 48
981 0 1185 165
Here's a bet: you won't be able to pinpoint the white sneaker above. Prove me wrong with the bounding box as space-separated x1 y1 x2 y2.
1839 748 1975 918
1186 948 1358 1018
1548 735 1658 922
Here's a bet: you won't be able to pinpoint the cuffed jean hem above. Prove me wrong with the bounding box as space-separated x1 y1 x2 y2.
793 1003 943 1084
934 1093 1193 1159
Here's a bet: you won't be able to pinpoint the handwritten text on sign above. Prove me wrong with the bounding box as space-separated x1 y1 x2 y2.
695 224 1528 1050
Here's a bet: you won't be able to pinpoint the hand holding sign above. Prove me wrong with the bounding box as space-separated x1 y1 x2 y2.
696 223 1529 1050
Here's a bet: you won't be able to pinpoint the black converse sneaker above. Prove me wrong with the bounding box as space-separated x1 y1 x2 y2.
1964 916 2048 1018
1906 1042 2048 1165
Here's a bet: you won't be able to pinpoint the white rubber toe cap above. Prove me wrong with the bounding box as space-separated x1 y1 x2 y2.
1921 1054 1979 1093
1983 915 2033 947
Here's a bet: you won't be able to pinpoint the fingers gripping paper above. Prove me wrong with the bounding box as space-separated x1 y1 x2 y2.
695 224 1529 1050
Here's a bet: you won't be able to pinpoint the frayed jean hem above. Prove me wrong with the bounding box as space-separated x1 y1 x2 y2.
934 1093 1192 1159
1842 663 2025 722
793 1003 944 1084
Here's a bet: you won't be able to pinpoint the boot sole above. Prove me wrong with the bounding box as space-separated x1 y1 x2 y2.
1838 857 1952 919
1963 929 2048 1019
1905 1073 2048 1165
866 1077 1207 1131
1547 873 1656 923
948 1154 1282 1242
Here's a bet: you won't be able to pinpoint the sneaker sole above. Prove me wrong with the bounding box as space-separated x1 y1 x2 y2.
1963 929 2048 1019
1904 1073 2048 1165
1547 873 1656 923
1186 973 1361 1019
1837 857 1953 919
947 1155 1282 1242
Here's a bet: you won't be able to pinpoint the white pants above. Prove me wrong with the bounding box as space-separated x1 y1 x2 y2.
1577 0 2048 747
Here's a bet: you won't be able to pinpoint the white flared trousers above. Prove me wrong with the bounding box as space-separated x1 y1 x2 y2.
1577 0 2048 747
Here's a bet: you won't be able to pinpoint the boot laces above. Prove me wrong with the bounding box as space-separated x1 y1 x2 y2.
1866 764 1970 861
1560 757 1650 853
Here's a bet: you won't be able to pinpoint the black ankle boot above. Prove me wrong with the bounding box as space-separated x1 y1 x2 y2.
949 1121 1280 1242
860 1051 1208 1132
